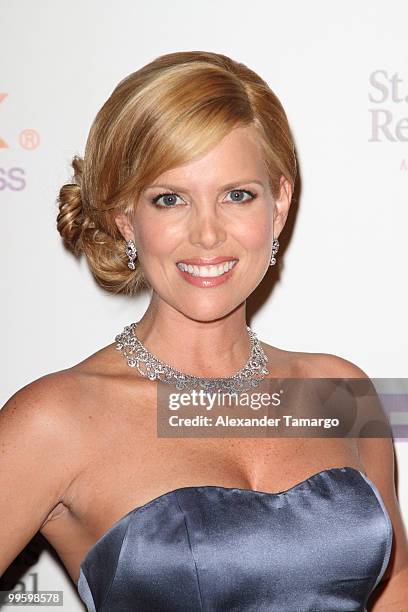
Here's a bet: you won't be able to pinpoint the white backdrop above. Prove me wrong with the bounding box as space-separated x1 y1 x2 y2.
1 0 407 609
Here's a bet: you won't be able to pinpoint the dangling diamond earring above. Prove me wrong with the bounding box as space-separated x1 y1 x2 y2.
125 239 138 270
269 238 279 266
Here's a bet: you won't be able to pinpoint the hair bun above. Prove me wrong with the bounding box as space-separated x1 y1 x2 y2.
56 156 85 254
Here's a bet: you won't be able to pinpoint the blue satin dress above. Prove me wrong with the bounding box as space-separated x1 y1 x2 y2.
77 466 392 611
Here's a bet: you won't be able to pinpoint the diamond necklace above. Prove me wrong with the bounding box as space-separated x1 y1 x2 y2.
115 322 269 394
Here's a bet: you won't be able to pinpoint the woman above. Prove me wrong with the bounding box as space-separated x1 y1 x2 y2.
1 50 407 611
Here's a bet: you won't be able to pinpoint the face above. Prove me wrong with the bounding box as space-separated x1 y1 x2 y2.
115 125 292 322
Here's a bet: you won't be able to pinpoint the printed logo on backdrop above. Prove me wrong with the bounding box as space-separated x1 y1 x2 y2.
0 93 40 192
369 70 408 143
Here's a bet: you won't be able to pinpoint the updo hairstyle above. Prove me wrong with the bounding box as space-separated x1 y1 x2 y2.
56 51 297 295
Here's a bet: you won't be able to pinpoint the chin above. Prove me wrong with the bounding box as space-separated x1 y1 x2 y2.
176 299 244 324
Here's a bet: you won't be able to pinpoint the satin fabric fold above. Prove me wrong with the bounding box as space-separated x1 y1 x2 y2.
77 467 392 611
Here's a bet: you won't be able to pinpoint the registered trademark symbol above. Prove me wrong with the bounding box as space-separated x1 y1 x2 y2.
19 129 40 150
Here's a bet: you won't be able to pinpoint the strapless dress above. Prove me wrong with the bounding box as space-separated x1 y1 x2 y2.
76 466 392 611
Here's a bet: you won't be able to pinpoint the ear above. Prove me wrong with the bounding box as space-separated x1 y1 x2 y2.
114 212 135 243
273 175 292 238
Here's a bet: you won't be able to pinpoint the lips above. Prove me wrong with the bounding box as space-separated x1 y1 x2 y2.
177 260 237 276
176 260 238 288
176 256 238 265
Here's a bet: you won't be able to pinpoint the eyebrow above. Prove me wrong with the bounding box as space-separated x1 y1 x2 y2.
143 179 265 193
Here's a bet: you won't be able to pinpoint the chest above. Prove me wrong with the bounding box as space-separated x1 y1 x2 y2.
63 375 363 536
69 426 361 531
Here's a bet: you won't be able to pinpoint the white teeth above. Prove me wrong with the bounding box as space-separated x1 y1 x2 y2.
177 260 237 277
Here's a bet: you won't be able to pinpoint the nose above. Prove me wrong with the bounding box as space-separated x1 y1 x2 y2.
188 203 227 251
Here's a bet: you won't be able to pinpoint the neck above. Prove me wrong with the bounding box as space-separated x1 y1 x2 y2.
132 294 252 378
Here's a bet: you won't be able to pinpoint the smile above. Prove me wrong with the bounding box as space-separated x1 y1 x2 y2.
176 260 238 278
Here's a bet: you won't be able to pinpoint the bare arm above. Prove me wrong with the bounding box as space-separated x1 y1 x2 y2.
313 353 408 610
0 372 80 576
362 434 408 611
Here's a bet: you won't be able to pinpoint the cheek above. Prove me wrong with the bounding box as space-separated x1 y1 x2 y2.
235 213 272 252
134 215 180 257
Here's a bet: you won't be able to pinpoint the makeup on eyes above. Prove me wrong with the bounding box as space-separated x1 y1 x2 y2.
150 188 258 208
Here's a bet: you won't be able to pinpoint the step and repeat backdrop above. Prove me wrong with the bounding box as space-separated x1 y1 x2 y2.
1 0 408 609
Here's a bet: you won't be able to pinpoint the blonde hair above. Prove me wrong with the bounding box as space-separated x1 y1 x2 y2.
56 50 297 296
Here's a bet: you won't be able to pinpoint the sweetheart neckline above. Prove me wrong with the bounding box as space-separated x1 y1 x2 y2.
77 465 372 583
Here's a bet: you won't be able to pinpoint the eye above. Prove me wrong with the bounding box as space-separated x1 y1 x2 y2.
225 189 257 204
150 188 257 209
151 192 184 208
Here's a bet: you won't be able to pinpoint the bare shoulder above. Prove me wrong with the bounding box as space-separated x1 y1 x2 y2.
1 339 128 436
0 369 93 503
260 341 369 378
1 368 82 432
0 341 140 516
299 351 370 378
0 354 122 575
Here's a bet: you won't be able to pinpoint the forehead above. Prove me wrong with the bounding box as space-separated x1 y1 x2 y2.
151 126 267 187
